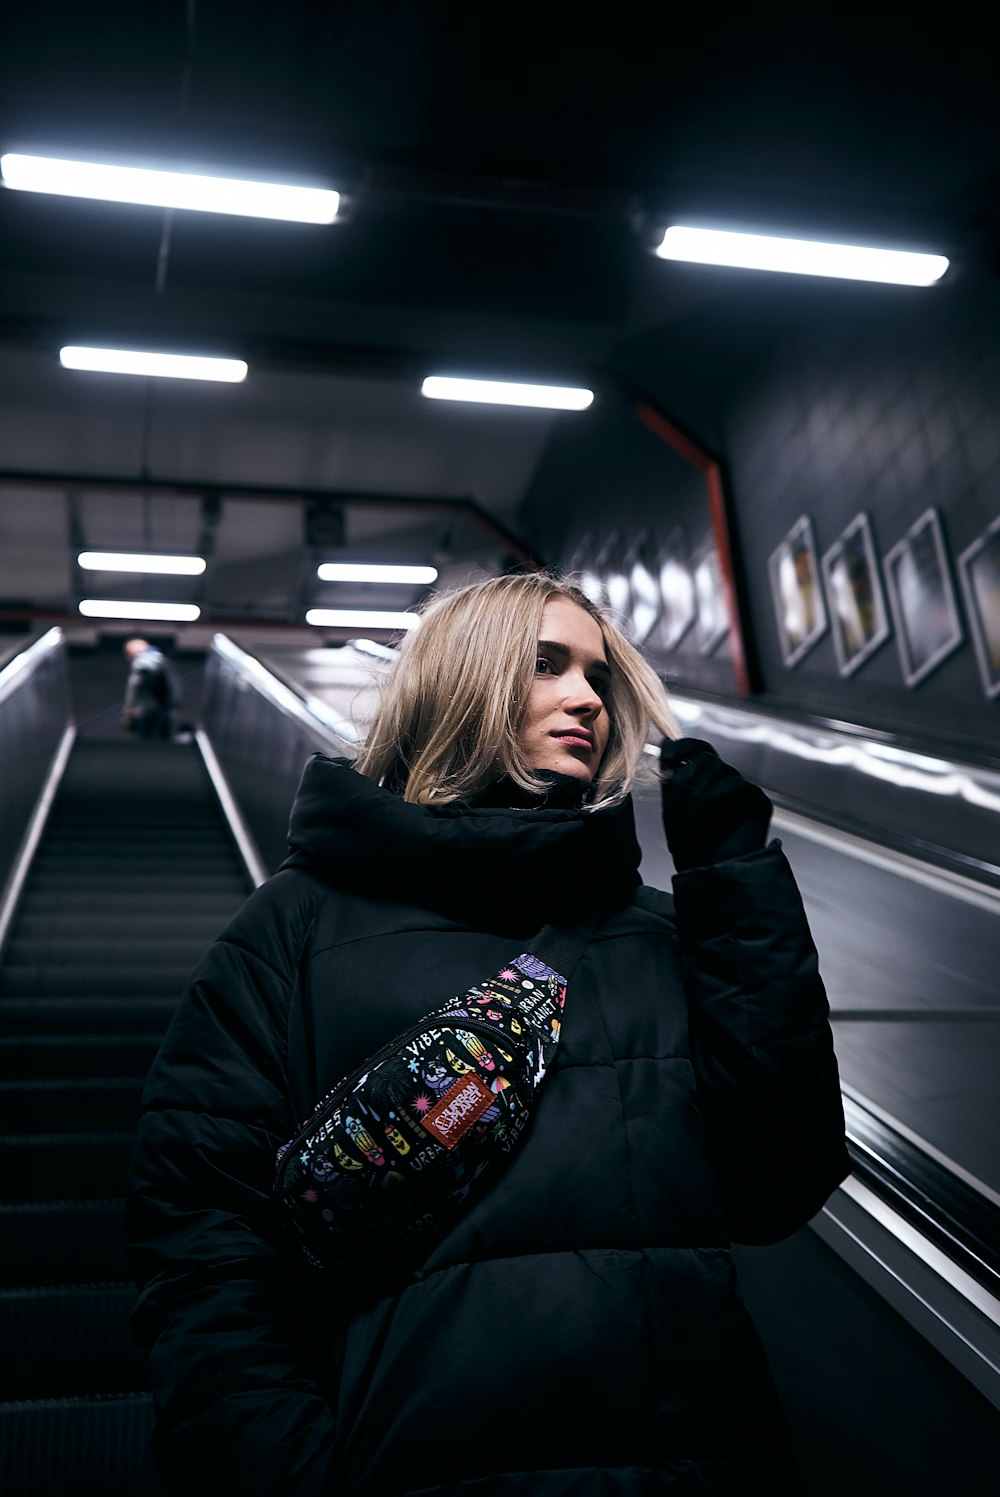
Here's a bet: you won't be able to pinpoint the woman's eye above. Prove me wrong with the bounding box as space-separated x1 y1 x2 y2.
534 656 555 674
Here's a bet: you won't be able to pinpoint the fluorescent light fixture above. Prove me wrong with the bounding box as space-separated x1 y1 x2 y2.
305 609 420 630
1 153 339 223
316 562 438 584
421 376 594 410
78 599 201 621
60 346 247 381
78 551 207 576
655 225 949 287
351 638 400 660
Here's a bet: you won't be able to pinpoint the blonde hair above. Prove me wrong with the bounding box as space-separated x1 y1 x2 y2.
355 570 681 809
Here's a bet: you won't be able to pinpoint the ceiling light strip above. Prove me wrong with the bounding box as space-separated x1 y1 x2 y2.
78 551 207 575
316 563 438 584
305 609 420 630
60 346 247 382
78 600 201 621
1 153 339 224
421 376 594 410
656 226 949 286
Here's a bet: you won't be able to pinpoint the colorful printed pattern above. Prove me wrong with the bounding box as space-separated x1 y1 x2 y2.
274 951 567 1268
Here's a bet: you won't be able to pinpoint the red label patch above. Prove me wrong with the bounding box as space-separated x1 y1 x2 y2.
420 1072 495 1150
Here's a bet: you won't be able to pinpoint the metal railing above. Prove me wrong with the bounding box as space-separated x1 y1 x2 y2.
0 628 75 954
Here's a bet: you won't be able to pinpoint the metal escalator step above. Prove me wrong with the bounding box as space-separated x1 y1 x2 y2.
0 964 197 998
23 872 247 892
10 912 227 940
15 891 244 917
0 1035 162 1081
2 1133 134 1202
0 1392 156 1497
33 851 240 870
0 1081 143 1134
0 1284 146 1399
1 1200 129 1285
0 997 177 1036
4 936 211 967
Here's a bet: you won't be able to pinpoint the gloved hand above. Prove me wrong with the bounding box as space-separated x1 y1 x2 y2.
659 737 772 871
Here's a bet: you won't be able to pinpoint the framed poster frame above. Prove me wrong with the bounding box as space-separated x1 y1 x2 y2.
957 513 1000 700
767 514 827 668
883 507 963 687
631 396 749 693
821 512 891 678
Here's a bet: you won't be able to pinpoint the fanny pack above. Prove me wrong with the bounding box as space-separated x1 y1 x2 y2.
274 923 591 1270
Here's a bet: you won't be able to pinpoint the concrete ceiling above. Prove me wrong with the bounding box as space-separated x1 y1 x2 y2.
2 3 999 640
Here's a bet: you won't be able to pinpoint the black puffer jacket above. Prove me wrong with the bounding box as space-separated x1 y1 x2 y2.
127 756 850 1497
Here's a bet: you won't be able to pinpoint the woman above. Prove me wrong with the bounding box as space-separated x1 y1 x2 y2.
127 571 850 1496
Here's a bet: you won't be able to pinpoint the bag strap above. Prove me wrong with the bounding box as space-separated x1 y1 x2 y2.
524 920 595 983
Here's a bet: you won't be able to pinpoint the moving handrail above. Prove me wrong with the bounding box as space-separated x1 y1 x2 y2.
0 627 75 955
669 691 1000 889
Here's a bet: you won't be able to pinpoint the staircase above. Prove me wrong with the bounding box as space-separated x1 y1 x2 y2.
0 739 251 1496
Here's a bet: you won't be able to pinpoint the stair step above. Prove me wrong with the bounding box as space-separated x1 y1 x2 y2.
0 997 177 1036
15 891 244 917
4 937 211 967
0 1392 156 1497
10 913 227 940
33 851 239 869
0 1284 146 1399
0 1035 161 1081
0 965 193 999
1 1200 130 1285
23 873 247 892
0 1080 143 1133
2 1133 134 1201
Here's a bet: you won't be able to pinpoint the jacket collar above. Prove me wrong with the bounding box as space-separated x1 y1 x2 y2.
282 755 642 928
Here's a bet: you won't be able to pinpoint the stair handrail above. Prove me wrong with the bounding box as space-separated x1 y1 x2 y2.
0 626 65 709
210 633 358 752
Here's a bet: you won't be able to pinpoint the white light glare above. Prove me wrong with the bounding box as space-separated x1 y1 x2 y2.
421 376 594 410
316 562 438 584
78 600 201 621
1 153 339 223
656 226 949 287
306 609 420 630
351 638 400 660
78 551 207 576
60 346 247 382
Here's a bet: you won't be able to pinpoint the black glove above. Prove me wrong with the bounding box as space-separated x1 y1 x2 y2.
659 737 772 871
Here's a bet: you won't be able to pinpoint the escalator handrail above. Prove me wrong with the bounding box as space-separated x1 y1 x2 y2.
0 626 64 709
209 633 356 752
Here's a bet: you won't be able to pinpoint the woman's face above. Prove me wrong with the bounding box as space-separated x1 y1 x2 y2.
517 598 611 782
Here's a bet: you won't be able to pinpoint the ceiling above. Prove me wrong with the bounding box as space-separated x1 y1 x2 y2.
2 3 999 641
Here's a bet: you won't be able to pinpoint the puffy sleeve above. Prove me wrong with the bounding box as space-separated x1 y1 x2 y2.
671 840 851 1245
125 873 337 1497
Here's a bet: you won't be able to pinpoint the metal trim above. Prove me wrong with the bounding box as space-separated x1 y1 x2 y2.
813 1178 1000 1410
0 626 64 709
0 723 76 957
210 633 353 752
194 729 268 889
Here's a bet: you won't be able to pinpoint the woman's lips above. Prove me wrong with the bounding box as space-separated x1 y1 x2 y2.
552 732 594 752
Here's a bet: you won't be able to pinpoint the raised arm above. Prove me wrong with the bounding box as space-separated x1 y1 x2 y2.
660 737 851 1244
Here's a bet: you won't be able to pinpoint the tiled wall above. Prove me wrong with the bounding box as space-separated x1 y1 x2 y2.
523 271 1000 754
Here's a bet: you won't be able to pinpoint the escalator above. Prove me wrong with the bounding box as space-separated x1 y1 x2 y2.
0 737 251 1497
3 629 999 1494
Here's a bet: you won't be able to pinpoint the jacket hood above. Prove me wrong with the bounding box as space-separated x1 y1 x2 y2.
282 755 642 929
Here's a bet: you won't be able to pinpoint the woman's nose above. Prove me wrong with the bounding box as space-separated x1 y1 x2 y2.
563 673 602 714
